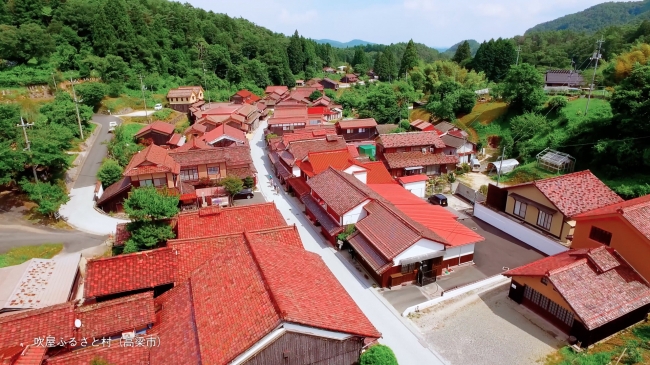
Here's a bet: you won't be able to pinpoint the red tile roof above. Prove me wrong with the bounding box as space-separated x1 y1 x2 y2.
265 86 289 95
574 194 650 241
200 123 246 145
173 137 210 152
383 151 459 169
46 343 150 365
287 177 311 197
167 133 183 146
12 345 46 365
369 184 484 247
169 145 253 167
235 89 260 104
347 145 360 158
76 292 155 339
410 119 433 131
84 248 176 298
123 144 180 176
508 170 623 218
134 121 175 138
377 131 446 149
398 174 429 184
364 162 397 184
176 203 286 240
287 136 347 161
298 149 361 177
506 248 650 330
307 168 371 216
337 118 378 129
0 302 74 349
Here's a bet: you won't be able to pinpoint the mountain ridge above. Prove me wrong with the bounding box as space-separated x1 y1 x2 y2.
315 39 375 48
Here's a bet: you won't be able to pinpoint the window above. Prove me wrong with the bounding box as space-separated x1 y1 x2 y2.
541 277 548 285
396 147 406 153
180 168 198 181
141 179 153 187
401 263 416 274
589 226 613 246
346 129 353 133
537 211 552 230
359 128 366 132
207 166 220 175
283 125 291 130
153 178 166 187
513 200 527 218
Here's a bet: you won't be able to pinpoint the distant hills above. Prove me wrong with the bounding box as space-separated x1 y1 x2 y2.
315 39 375 48
443 40 480 57
527 0 650 33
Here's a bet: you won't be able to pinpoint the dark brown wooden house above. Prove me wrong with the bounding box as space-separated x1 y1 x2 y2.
134 121 176 146
336 118 378 141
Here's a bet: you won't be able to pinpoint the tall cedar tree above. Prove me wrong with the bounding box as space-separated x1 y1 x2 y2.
376 49 398 81
399 39 419 76
352 47 368 69
471 38 516 82
287 30 304 74
452 41 472 64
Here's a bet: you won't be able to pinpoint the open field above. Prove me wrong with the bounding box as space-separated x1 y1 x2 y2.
458 101 508 127
0 243 63 268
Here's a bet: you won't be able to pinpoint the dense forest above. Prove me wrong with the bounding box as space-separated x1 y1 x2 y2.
527 0 650 33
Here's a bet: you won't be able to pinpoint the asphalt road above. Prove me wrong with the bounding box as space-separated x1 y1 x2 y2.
75 114 121 189
0 224 105 254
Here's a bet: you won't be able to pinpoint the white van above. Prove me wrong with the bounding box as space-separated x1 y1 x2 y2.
471 158 481 172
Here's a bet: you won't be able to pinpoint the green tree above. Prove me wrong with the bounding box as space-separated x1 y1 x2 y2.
362 83 399 124
221 176 244 205
352 47 368 70
399 39 419 76
471 38 516 82
360 345 398 365
97 159 123 188
243 176 254 189
452 40 472 64
547 95 568 112
501 63 545 112
309 90 323 101
287 30 304 74
75 83 107 110
123 187 179 253
19 180 69 217
376 49 398 82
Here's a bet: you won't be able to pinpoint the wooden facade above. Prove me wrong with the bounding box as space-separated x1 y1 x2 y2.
243 332 364 365
135 130 173 146
337 128 377 142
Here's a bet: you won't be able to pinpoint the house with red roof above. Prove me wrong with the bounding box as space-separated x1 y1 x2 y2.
166 86 204 113
480 170 623 247
410 119 434 132
198 123 248 147
571 194 650 283
376 131 458 177
1 210 380 364
229 89 261 105
193 102 261 132
340 74 359 84
504 247 650 347
440 131 476 165
303 168 482 286
264 85 289 96
266 104 310 136
397 174 429 198
336 118 378 142
134 121 185 148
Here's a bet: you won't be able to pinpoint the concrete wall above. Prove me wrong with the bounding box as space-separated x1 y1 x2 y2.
341 200 369 225
455 183 485 203
442 243 475 261
573 216 650 283
474 203 569 256
401 181 426 198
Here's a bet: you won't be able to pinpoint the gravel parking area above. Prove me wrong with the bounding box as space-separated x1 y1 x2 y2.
410 282 563 365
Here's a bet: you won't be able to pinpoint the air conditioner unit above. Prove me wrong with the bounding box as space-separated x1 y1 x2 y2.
121 331 136 340
421 148 427 154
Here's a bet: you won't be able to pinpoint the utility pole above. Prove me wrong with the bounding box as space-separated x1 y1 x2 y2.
515 46 522 66
138 74 149 121
585 37 604 115
17 117 38 182
51 73 57 89
202 61 211 104
69 78 84 140
496 146 506 187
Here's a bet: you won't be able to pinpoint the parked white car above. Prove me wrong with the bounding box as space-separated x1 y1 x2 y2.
108 121 118 133
154 103 163 110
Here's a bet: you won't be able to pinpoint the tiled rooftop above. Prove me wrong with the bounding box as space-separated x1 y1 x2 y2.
574 194 650 240
123 144 180 176
134 121 175 138
377 131 446 149
383 151 459 169
307 168 371 216
76 292 155 339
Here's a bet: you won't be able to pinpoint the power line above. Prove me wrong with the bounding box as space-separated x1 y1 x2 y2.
585 37 605 115
556 135 650 148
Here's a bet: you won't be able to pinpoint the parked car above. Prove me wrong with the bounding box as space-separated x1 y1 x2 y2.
108 121 118 133
428 194 448 207
233 188 254 200
154 103 163 110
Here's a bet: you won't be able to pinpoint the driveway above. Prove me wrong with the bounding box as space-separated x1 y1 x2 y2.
59 114 129 235
435 216 545 291
411 282 563 365
115 110 154 117
249 121 447 365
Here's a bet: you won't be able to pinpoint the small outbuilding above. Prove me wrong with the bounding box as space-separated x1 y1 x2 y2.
398 174 429 198
536 148 575 174
487 159 519 175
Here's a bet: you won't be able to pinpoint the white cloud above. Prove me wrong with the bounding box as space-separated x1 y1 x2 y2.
186 0 630 47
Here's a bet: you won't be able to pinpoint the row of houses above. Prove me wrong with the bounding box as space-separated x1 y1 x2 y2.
471 170 650 347
0 203 381 364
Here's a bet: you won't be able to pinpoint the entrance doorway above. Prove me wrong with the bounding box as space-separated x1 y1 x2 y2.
417 257 442 286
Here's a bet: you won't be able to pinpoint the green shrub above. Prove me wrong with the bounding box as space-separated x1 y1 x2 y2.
97 159 124 188
153 108 173 120
360 344 398 365
243 176 254 189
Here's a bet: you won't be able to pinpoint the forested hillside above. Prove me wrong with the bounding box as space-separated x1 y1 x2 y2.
315 39 375 48
527 0 650 33
444 40 480 57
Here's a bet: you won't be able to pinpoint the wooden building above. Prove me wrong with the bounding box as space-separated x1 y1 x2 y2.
336 118 378 141
376 132 457 177
167 86 204 113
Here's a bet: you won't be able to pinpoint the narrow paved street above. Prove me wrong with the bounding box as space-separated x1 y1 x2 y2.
59 114 129 235
0 224 105 254
249 122 447 365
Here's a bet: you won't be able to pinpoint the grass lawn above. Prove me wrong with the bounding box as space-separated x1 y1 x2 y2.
121 123 146 137
458 101 508 127
410 108 432 122
0 243 64 268
493 161 560 184
545 322 650 365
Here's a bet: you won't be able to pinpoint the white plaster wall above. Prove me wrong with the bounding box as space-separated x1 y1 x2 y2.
442 243 475 260
393 238 446 265
342 200 369 225
402 181 426 198
292 165 301 177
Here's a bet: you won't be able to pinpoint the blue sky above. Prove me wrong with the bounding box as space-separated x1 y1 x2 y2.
185 0 626 48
